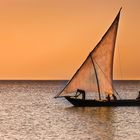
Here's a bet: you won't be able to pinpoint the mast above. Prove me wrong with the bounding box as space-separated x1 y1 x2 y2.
90 54 101 100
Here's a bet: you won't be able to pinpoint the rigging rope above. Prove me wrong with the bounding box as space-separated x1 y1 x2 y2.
117 44 123 80
93 58 121 99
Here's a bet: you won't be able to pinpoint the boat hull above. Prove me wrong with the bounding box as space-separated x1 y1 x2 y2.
65 97 140 107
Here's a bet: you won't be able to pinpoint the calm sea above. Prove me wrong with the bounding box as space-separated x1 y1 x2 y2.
0 80 139 140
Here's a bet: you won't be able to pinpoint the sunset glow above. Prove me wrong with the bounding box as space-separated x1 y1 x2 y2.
0 0 140 80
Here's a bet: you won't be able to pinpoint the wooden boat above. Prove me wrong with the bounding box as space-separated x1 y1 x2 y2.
55 8 140 107
64 97 140 107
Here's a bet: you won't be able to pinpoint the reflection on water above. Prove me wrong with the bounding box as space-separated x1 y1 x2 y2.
65 107 115 140
65 106 140 140
0 80 139 140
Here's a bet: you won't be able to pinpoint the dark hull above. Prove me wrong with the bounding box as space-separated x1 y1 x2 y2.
65 97 140 107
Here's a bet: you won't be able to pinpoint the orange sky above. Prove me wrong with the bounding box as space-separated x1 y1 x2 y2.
0 0 140 80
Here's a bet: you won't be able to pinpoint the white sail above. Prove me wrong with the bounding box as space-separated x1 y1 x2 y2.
59 56 98 96
90 10 121 96
56 9 121 98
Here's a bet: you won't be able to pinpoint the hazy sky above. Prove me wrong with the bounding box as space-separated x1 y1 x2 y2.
0 0 140 80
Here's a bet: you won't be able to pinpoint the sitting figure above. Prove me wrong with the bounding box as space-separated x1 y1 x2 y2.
112 94 117 100
75 89 86 100
106 94 111 101
136 91 140 100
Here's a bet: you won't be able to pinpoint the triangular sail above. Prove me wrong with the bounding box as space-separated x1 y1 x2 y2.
90 9 121 96
56 9 121 98
59 56 99 96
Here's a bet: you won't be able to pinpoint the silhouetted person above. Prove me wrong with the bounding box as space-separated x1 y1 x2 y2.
136 91 140 100
112 94 117 100
75 89 86 100
106 94 111 101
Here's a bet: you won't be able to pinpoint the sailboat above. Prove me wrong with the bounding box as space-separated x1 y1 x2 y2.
55 8 140 107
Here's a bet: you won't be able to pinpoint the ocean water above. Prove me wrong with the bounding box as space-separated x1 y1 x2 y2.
0 80 139 140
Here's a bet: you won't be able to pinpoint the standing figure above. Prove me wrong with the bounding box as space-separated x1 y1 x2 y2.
136 91 140 100
75 89 86 100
